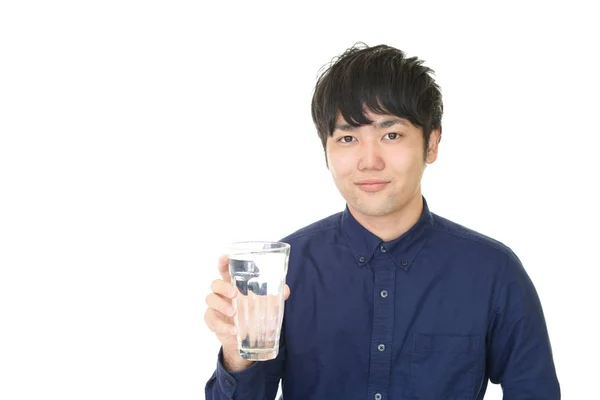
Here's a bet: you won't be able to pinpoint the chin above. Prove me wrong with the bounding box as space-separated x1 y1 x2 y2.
352 202 397 218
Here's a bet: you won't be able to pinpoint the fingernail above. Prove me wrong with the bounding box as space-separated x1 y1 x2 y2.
230 326 237 335
227 307 235 317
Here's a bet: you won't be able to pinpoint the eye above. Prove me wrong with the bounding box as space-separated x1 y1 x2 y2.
338 135 356 143
384 132 402 140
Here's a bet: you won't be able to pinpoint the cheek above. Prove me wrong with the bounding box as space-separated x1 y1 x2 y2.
327 152 354 179
387 150 422 173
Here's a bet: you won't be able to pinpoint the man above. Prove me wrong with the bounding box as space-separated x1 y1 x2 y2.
204 43 560 399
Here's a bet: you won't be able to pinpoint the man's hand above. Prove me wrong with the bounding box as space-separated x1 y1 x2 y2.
204 255 290 372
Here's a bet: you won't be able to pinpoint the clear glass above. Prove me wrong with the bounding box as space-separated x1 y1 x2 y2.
227 241 290 361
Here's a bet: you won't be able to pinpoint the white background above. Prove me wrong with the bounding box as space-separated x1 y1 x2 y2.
1 1 599 399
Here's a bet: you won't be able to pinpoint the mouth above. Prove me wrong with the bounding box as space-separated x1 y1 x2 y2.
355 180 390 192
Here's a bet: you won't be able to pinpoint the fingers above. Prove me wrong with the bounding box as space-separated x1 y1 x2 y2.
205 292 236 318
204 308 237 335
211 279 237 299
217 255 231 282
205 256 291 351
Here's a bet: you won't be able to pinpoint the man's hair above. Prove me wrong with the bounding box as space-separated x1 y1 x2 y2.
311 43 443 159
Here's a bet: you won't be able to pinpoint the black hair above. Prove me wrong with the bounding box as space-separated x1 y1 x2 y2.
311 43 443 159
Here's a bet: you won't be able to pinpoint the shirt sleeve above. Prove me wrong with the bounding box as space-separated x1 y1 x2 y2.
487 250 561 399
204 337 285 400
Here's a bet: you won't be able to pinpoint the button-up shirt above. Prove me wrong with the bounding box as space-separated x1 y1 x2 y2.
205 197 560 399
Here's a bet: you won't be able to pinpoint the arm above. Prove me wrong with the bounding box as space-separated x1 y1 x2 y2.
487 251 560 399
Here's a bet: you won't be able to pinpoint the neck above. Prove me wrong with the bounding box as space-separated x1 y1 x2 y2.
349 192 424 242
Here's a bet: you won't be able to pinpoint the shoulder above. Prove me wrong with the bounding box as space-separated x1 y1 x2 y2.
431 213 511 254
279 211 343 244
429 213 524 274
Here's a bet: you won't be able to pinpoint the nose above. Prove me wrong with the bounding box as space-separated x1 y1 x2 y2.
358 140 384 171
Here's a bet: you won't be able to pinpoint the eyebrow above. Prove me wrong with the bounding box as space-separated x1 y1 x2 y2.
334 118 409 132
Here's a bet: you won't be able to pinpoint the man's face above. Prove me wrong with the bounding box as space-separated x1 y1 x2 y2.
326 110 440 218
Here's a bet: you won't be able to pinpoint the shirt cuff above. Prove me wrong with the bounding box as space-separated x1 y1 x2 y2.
216 347 262 398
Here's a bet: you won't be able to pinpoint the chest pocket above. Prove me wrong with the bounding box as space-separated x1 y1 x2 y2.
410 333 482 400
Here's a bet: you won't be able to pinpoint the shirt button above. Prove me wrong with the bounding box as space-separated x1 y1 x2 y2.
225 379 233 387
380 245 387 252
377 344 385 352
380 290 388 298
359 256 365 263
375 393 382 400
401 260 408 267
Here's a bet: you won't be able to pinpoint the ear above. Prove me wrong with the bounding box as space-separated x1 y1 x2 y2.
425 129 441 164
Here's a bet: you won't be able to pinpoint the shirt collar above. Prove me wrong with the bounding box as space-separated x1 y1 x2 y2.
340 196 434 270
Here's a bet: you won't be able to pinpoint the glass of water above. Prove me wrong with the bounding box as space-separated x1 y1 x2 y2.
227 241 290 361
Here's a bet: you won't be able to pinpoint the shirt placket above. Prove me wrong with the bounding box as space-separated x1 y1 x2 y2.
366 245 396 400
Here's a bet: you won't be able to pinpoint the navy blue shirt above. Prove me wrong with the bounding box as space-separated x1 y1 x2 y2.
206 197 560 399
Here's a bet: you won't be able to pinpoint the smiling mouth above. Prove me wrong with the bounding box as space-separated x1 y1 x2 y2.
356 181 389 192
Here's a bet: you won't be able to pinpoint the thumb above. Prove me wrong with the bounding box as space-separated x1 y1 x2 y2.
217 255 231 282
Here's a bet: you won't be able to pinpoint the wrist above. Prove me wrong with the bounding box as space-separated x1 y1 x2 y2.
222 345 254 372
